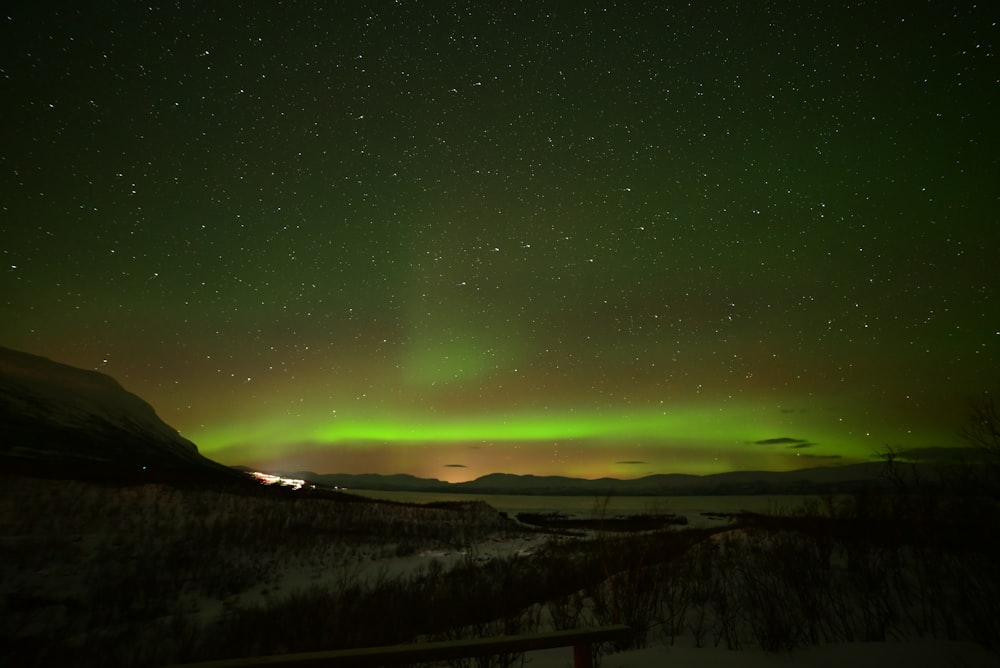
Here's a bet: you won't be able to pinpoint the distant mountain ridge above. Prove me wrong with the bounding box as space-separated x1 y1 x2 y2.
0 345 242 483
278 461 900 496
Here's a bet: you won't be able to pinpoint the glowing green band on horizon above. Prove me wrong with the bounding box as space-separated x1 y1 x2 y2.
305 411 718 442
191 403 792 453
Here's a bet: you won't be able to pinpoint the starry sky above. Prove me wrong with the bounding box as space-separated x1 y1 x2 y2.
2 2 998 482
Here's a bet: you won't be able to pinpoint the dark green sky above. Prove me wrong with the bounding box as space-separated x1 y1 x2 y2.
2 2 998 480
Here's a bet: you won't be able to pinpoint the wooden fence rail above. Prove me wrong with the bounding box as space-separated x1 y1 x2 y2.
167 624 632 668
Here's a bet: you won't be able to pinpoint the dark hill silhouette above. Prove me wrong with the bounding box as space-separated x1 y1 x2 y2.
0 345 246 486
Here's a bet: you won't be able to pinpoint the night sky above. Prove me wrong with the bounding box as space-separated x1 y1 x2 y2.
3 2 998 481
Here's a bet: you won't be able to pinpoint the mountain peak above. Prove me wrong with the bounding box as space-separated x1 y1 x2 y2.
0 346 236 483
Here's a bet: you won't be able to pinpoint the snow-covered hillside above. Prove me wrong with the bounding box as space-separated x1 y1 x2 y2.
0 345 230 478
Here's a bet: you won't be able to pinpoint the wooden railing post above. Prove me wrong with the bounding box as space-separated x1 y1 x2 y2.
572 641 594 668
165 624 631 668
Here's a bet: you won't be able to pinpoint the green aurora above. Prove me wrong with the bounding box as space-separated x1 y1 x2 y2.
2 2 997 480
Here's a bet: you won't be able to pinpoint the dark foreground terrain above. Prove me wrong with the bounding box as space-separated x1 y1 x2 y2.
3 462 1000 667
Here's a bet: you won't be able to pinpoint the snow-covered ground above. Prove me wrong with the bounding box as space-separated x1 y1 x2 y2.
212 532 556 622
527 637 998 668
214 526 998 668
3 474 998 668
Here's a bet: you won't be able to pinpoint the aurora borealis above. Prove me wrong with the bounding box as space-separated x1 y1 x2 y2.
2 3 998 481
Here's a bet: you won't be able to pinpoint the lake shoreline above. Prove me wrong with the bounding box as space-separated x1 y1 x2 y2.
349 488 821 527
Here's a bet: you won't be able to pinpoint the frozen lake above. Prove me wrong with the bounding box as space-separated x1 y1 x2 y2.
349 489 821 526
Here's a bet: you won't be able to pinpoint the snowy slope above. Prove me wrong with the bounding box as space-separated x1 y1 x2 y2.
0 345 232 478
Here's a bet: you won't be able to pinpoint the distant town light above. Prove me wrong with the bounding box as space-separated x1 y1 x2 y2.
247 471 308 490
